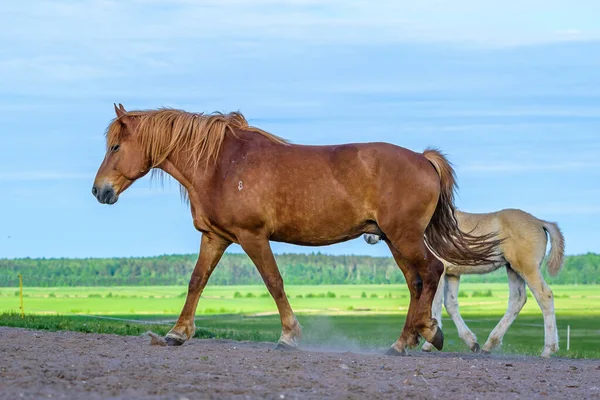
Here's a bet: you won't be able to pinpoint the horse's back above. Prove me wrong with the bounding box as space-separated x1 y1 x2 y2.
246 139 435 193
227 138 440 245
450 209 548 271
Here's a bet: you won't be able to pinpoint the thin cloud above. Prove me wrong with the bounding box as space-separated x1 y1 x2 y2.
464 204 600 216
532 205 600 215
460 161 600 173
2 1 600 49
0 171 92 181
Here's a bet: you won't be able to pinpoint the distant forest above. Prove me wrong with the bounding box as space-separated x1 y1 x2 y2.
1 252 598 287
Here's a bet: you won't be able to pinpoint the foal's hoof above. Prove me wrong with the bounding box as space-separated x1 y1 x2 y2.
481 350 492 356
385 347 408 357
165 335 186 347
471 343 481 354
274 342 298 352
430 327 444 351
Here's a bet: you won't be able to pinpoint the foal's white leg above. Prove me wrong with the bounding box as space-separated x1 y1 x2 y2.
421 270 446 352
520 272 559 358
481 267 527 354
444 274 480 352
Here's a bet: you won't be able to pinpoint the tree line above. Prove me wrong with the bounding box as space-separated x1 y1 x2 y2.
0 252 598 287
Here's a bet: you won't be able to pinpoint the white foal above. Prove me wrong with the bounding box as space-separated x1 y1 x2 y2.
364 208 565 358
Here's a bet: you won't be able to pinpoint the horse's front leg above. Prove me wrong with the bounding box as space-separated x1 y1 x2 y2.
165 233 230 346
239 234 302 350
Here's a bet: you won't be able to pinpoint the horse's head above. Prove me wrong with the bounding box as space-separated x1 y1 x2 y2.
92 104 151 204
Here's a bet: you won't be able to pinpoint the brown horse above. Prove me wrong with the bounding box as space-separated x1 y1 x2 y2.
92 104 500 355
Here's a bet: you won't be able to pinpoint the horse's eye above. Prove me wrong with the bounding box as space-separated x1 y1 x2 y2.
110 144 120 153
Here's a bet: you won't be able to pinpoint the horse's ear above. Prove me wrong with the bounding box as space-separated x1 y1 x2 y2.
114 103 125 118
114 103 137 135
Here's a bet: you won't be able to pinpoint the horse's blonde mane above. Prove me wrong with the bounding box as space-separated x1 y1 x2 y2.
106 108 288 169
105 108 288 203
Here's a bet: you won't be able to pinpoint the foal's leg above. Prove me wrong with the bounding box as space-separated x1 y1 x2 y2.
481 266 527 354
443 274 480 352
239 235 301 349
166 233 230 346
421 269 446 352
517 268 559 358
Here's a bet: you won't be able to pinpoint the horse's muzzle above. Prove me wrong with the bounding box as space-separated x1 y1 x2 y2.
92 184 118 205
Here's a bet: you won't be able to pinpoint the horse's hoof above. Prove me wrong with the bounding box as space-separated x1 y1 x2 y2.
385 347 407 356
165 335 186 347
421 345 432 353
430 327 444 351
481 349 491 356
471 343 481 353
274 342 298 351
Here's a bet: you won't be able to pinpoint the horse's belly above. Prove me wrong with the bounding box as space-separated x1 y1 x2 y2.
270 219 381 247
445 260 505 276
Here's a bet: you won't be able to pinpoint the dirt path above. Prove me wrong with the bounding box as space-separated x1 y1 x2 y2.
1 327 599 399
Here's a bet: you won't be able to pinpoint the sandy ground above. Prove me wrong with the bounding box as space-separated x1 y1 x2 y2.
1 327 599 400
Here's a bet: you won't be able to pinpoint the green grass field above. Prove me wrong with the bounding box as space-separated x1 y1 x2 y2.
1 284 599 358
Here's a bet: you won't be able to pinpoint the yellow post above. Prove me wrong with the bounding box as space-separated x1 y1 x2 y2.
18 273 24 318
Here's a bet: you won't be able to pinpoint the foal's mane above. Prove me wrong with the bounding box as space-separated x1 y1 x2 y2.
106 108 288 170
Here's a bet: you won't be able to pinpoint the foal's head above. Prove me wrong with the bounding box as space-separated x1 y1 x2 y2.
92 104 150 204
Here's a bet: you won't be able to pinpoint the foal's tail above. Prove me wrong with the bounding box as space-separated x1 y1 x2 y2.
541 220 565 277
422 148 502 266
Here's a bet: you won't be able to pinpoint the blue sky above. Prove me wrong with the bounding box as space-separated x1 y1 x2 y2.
1 0 599 258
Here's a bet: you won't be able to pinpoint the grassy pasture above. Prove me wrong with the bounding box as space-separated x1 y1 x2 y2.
1 284 599 358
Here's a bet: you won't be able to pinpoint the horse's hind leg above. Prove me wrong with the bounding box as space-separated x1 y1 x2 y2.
481 266 527 354
421 269 446 352
239 234 301 350
166 233 230 345
384 240 422 355
386 235 444 353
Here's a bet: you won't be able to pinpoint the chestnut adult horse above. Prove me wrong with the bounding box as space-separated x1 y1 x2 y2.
92 104 500 355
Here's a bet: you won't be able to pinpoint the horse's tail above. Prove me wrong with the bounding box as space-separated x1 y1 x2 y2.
541 220 565 277
422 148 502 266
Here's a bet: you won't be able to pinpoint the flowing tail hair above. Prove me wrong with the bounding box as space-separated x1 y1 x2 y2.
422 148 503 266
541 220 565 277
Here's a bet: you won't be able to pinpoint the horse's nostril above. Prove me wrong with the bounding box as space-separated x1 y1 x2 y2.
92 186 98 196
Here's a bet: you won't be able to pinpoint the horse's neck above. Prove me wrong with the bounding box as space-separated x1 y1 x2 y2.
158 150 216 204
157 131 269 201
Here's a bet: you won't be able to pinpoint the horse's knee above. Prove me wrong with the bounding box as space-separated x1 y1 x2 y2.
532 284 555 311
444 297 459 315
517 292 528 308
187 272 210 293
421 258 444 285
263 273 284 291
432 259 444 277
